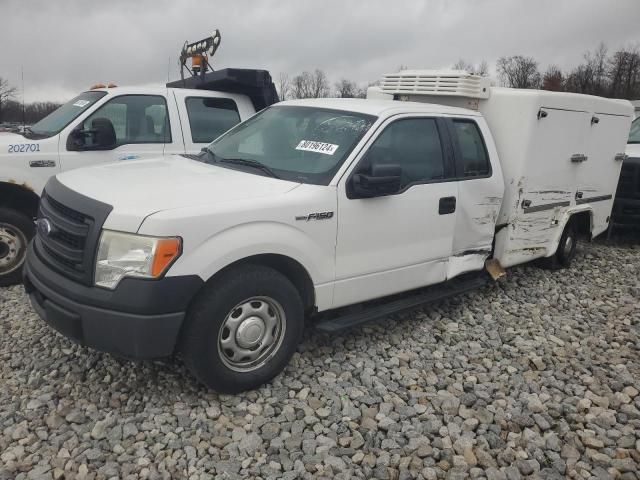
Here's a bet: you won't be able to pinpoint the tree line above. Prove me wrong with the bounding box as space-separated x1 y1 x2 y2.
0 77 61 124
278 43 640 101
277 70 369 101
1 41 638 124
465 43 640 99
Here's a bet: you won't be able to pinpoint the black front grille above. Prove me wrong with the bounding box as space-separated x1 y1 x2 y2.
617 158 640 199
36 193 93 282
34 178 113 285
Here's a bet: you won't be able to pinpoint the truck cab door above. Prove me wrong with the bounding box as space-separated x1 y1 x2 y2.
58 94 173 172
445 117 503 278
173 91 251 154
334 116 458 308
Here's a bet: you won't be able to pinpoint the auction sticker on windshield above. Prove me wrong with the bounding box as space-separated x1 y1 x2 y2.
295 140 338 155
73 100 91 108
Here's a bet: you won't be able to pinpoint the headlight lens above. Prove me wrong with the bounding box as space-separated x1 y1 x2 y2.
94 230 181 289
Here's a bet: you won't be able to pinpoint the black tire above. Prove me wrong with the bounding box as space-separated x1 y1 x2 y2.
180 264 304 393
0 207 35 287
538 220 578 270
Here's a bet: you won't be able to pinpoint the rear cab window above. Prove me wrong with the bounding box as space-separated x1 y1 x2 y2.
185 97 241 144
450 119 491 178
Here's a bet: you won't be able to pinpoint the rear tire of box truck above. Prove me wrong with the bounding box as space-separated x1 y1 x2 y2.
0 208 35 287
180 264 304 393
538 220 578 270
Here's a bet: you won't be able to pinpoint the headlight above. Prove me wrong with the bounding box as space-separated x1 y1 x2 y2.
94 230 181 289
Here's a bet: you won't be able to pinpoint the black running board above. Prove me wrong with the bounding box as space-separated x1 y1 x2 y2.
314 273 488 333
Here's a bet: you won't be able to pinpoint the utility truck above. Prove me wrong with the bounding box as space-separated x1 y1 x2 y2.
0 31 278 285
24 70 632 393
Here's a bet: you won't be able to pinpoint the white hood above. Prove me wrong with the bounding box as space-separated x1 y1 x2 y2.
56 155 301 231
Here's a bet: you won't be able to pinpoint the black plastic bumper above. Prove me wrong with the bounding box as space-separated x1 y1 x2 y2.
23 244 203 359
612 198 640 226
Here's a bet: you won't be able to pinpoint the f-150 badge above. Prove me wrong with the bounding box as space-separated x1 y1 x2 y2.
295 212 334 221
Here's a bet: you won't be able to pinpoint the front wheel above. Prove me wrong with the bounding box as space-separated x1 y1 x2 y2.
180 265 304 393
0 208 35 287
538 220 578 270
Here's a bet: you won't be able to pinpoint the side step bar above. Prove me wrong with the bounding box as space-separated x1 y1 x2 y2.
314 273 489 333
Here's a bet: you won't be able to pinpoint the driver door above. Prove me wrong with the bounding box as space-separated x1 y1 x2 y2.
59 94 172 172
333 116 458 308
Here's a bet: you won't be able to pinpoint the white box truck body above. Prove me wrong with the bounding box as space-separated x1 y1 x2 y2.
377 70 632 267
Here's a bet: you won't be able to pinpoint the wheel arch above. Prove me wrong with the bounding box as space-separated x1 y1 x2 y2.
200 253 316 314
0 181 41 218
547 206 593 258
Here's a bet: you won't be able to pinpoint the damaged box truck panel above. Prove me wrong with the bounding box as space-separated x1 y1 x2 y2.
377 71 633 268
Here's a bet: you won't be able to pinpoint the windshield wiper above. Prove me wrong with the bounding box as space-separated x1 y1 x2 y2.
217 157 280 179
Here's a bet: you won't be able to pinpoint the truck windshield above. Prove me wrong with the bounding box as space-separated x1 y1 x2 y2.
206 105 376 185
629 117 640 144
26 91 108 139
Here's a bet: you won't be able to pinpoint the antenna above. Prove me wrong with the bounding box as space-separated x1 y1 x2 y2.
21 67 25 130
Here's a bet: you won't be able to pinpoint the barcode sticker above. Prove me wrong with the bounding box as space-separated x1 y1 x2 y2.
295 140 338 155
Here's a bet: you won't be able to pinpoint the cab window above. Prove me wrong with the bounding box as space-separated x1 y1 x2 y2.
186 97 240 143
82 95 171 147
451 120 490 177
362 118 446 189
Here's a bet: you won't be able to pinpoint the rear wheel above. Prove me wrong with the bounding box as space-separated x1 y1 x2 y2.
180 264 304 393
0 208 34 287
538 220 578 270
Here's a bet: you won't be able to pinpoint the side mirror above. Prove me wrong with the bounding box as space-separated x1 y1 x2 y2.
348 164 402 199
67 117 117 151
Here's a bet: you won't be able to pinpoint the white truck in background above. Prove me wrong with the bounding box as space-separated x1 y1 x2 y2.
24 70 632 393
0 68 278 285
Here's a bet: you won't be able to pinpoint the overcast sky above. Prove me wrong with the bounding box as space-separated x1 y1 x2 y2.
1 0 639 103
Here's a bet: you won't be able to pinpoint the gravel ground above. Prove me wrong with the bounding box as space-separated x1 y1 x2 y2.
1 233 639 480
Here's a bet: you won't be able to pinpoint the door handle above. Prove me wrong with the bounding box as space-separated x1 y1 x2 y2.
439 196 456 215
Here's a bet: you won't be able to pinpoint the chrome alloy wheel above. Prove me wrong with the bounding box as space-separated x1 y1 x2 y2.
0 222 27 275
217 296 286 372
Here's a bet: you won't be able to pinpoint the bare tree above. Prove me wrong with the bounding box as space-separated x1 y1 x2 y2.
588 42 608 95
608 46 640 99
542 65 564 91
0 77 17 123
453 59 489 76
335 79 358 98
496 55 541 89
310 69 329 98
290 72 309 99
564 43 610 95
277 72 290 101
290 69 329 99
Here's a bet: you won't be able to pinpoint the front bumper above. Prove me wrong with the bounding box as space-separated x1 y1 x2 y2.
23 243 203 359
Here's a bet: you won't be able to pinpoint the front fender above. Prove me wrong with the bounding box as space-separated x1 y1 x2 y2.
159 220 336 311
0 169 45 196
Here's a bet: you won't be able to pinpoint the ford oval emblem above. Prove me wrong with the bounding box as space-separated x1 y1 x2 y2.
36 218 53 237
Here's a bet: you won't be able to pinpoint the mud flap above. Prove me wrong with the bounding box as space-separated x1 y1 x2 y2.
485 258 506 281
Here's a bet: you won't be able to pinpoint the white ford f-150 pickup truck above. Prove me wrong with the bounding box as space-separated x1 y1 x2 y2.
23 70 633 393
0 68 278 285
